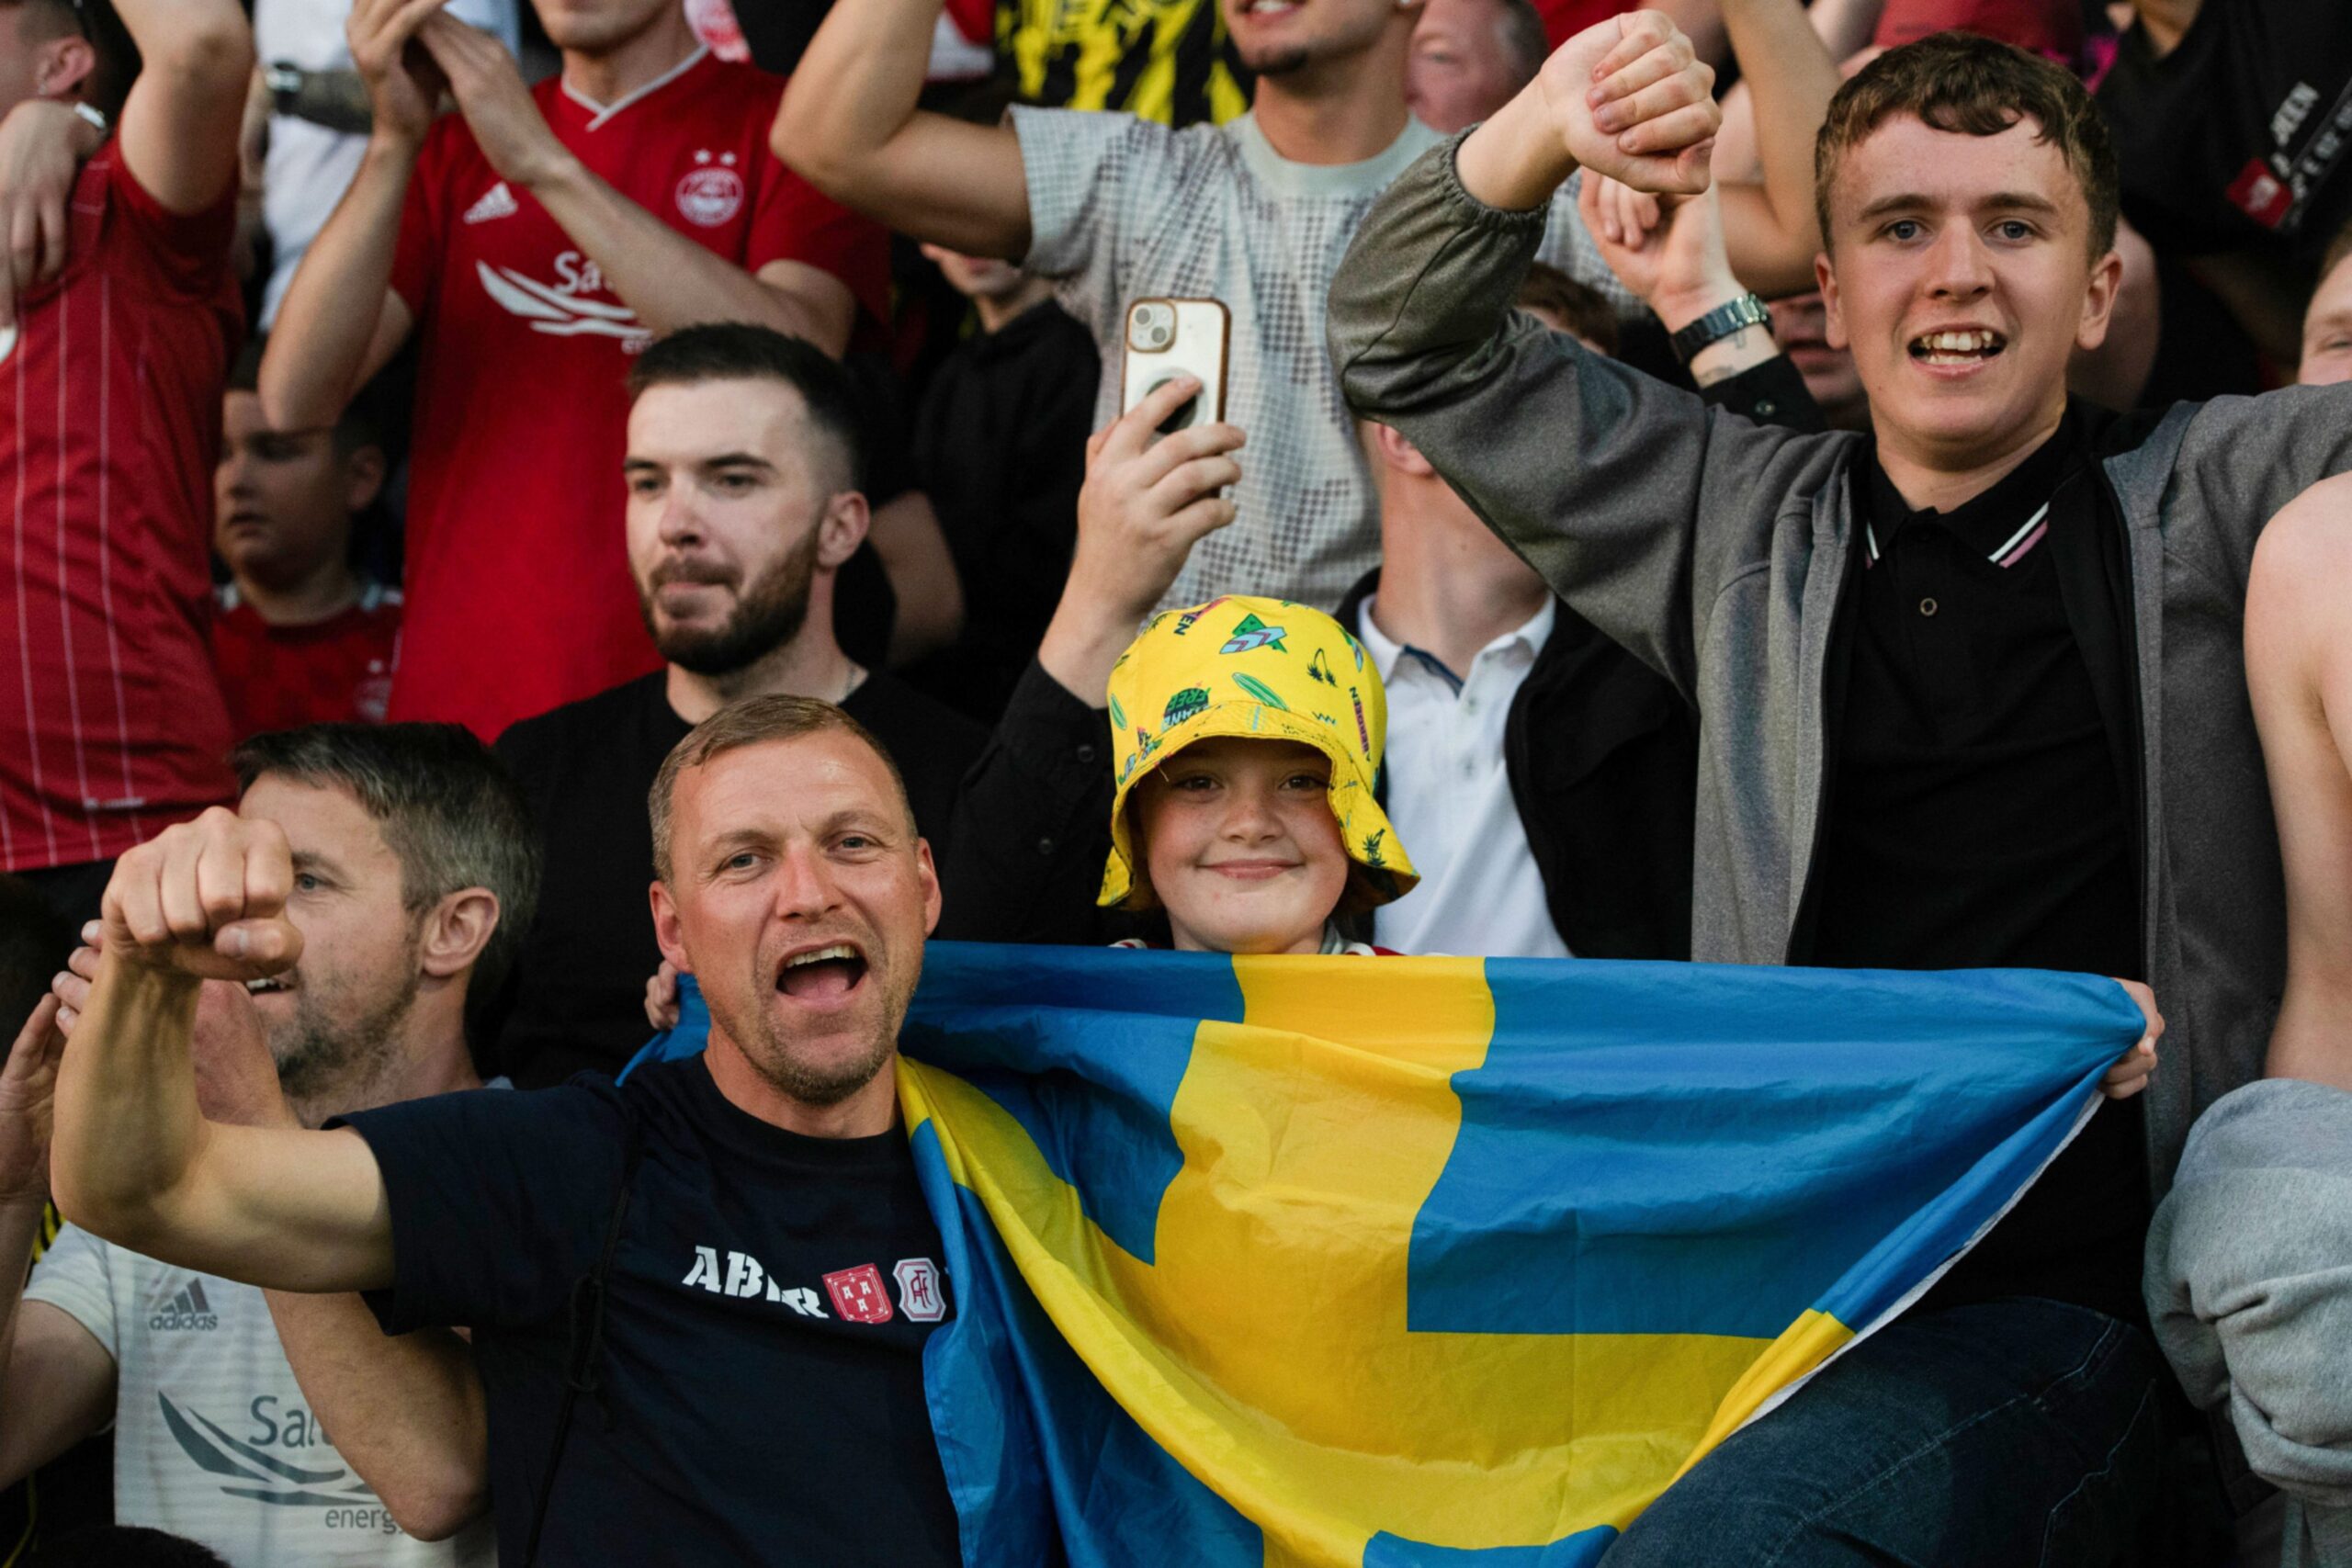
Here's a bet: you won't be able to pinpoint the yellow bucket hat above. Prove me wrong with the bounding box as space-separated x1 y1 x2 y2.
1100 594 1418 911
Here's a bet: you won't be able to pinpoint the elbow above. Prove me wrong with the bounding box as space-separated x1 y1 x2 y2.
770 87 853 198
379 1472 491 1542
150 15 258 97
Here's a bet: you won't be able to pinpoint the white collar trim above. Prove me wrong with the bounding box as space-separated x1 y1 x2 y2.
564 44 709 131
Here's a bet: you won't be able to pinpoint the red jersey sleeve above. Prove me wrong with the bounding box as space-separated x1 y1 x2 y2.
745 109 891 325
102 149 236 299
389 118 462 319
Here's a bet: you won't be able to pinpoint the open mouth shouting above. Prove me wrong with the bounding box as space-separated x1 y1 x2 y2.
1908 328 2007 367
775 941 869 1007
243 976 294 996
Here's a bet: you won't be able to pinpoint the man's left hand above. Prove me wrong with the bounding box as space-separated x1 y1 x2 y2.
418 13 571 189
2102 978 2163 1101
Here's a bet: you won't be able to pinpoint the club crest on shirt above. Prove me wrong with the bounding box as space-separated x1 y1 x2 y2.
823 1263 895 1324
676 151 745 228
893 1258 945 1321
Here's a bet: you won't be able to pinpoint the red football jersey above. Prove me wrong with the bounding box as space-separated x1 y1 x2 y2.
211 582 401 739
387 49 890 739
0 147 240 874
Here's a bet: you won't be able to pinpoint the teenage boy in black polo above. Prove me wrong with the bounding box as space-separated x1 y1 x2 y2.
1331 24 2352 1564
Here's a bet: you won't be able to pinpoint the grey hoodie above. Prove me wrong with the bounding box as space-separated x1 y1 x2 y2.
1328 133 2352 1190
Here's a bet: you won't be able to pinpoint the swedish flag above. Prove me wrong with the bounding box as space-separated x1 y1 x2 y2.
892 945 2142 1566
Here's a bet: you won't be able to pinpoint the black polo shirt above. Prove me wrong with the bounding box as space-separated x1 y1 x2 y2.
1805 414 2150 1324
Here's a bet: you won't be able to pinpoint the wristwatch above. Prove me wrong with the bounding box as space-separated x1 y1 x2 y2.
266 62 306 116
1668 292 1770 365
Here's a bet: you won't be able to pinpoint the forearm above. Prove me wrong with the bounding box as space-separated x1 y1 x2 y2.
525 156 834 341
261 134 415 427
50 957 208 1244
266 1293 488 1540
1716 0 1837 287
0 1199 48 1413
276 68 375 137
1456 85 1581 214
2267 982 2352 1091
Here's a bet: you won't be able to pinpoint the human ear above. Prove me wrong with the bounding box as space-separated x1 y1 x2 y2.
420 888 499 979
816 491 870 570
1816 253 1849 351
342 444 388 515
650 879 696 976
2075 245 2125 354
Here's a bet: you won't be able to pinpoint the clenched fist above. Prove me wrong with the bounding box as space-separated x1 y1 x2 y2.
100 807 303 983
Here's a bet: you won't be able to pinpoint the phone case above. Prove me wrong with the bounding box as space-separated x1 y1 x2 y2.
1120 298 1232 436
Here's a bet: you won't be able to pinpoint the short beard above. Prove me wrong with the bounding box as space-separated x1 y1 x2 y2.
640 524 820 677
267 960 420 1111
1238 42 1310 74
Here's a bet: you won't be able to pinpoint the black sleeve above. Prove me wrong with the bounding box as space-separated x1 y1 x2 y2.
1696 353 1825 434
933 659 1129 945
333 1084 625 1334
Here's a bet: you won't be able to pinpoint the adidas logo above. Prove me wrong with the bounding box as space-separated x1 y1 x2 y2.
150 1279 220 1332
463 181 519 225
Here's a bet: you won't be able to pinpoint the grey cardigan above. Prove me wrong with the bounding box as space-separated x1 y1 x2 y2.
1329 134 2352 1191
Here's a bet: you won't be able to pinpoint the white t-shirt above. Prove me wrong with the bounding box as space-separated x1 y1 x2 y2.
26 1223 497 1568
253 0 521 325
1011 106 1634 611
1360 593 1573 960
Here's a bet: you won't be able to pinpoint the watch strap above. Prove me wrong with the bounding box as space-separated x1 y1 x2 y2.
1668 292 1769 365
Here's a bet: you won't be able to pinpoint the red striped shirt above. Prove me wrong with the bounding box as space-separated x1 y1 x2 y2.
0 146 241 873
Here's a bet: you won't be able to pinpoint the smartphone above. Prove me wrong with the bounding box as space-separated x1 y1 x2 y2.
1121 298 1230 438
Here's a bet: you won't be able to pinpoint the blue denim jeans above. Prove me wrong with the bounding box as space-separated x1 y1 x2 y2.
1601 1298 2167 1568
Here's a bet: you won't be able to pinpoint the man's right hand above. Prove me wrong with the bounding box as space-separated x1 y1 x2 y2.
0 98 106 333
348 0 454 149
100 807 303 983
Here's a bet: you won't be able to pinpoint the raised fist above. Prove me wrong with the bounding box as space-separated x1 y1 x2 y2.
1541 10 1718 196
100 807 303 983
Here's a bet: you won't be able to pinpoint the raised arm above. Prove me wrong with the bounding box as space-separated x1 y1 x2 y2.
415 17 856 353
1711 0 1838 296
772 0 1033 259
0 999 117 1490
2247 472 2352 1092
257 0 430 429
111 0 254 216
49 810 394 1292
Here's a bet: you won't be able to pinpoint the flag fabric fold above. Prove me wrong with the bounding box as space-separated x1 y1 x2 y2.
885 944 2141 1568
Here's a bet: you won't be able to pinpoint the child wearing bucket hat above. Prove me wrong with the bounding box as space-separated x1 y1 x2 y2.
1102 594 1419 955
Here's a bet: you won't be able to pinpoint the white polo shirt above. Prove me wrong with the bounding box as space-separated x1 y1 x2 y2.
1358 595 1571 960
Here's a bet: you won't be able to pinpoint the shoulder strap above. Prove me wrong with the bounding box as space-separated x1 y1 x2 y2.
521 1102 648 1568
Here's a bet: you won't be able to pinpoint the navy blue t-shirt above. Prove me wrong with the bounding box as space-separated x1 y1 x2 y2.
337 1056 962 1565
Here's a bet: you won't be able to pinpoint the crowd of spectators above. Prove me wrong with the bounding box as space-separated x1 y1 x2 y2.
1 0 2350 1562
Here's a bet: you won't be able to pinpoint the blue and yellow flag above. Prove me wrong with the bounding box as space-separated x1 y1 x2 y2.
888 945 2140 1567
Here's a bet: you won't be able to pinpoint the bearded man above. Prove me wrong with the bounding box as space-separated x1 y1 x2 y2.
491 325 984 1086
2 723 534 1561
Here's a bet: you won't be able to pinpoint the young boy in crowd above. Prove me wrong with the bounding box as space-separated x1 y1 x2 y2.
1100 597 1415 956
211 343 400 738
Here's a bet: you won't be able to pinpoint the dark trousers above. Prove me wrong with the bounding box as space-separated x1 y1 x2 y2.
1602 1298 2167 1568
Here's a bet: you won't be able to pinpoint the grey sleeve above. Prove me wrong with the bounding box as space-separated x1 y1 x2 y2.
1328 133 1832 701
2161 382 2352 590
2145 1078 2352 1534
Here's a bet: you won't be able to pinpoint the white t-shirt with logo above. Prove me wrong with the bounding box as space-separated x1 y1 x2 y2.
1011 107 1634 612
25 1223 496 1567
